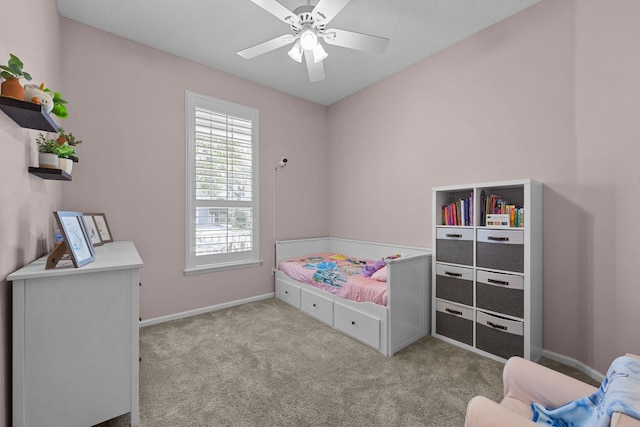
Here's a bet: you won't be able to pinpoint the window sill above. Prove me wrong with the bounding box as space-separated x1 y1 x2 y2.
184 259 263 276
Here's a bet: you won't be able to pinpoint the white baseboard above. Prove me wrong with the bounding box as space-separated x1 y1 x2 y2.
140 293 275 327
542 349 605 383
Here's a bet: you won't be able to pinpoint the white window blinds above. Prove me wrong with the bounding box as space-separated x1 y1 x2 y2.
186 92 260 273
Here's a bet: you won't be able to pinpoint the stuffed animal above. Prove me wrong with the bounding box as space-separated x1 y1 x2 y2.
23 83 54 113
363 259 386 277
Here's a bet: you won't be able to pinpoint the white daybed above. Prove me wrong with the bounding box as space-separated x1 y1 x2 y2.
275 237 432 356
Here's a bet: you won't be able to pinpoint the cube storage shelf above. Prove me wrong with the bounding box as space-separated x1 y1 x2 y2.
431 179 543 362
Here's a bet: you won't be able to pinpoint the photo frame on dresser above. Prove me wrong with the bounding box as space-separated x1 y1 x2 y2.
48 211 96 269
82 214 103 247
86 213 113 243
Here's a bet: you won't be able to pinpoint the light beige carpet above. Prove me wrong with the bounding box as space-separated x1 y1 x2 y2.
98 298 597 427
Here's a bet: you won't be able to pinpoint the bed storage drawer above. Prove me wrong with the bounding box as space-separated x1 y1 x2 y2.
476 229 524 273
275 279 301 309
333 303 380 350
476 311 524 359
435 300 473 346
476 270 524 318
435 228 473 266
301 289 333 326
435 264 473 306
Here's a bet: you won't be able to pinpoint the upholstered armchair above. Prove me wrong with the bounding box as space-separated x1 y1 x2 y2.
465 355 640 427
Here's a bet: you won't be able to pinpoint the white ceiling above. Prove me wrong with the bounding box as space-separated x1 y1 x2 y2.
56 0 540 106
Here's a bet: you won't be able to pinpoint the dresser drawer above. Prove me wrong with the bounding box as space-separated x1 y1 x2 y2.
435 264 473 306
476 229 524 273
435 300 473 346
436 227 473 266
301 289 333 326
476 311 524 359
476 270 524 318
275 279 300 309
333 303 380 350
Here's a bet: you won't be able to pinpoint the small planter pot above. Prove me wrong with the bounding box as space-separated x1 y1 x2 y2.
38 153 59 169
0 77 24 100
58 158 73 174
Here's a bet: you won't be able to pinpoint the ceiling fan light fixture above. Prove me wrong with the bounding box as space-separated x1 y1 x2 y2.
312 43 328 63
299 28 318 50
288 42 303 63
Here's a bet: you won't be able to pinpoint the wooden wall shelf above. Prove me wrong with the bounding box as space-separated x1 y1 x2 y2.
0 96 58 132
28 167 71 181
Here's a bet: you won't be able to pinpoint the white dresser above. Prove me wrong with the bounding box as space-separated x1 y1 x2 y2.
7 241 143 427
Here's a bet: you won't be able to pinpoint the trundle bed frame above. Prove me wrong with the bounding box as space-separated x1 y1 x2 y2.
275 237 432 356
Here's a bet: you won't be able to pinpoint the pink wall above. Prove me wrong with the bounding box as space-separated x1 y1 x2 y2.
0 0 63 424
3 7 637 423
573 0 640 371
327 0 640 373
59 19 328 321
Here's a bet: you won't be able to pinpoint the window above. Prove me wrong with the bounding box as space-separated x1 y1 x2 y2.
185 92 260 274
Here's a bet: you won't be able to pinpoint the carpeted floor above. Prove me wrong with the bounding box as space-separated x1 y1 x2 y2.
98 298 598 427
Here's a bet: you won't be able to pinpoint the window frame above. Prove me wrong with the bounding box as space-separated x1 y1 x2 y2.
184 91 260 275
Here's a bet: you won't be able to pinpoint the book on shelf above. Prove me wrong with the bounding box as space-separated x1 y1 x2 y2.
441 192 473 226
479 190 524 228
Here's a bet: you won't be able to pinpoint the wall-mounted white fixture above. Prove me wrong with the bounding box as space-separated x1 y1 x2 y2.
275 158 288 172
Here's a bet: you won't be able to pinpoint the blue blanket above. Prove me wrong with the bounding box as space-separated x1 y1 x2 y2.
532 355 640 426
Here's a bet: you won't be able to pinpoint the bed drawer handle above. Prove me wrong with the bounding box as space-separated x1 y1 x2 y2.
284 290 289 294
488 236 509 242
312 303 317 308
445 233 463 238
487 321 507 330
444 271 462 277
351 321 356 325
445 308 463 316
487 278 509 286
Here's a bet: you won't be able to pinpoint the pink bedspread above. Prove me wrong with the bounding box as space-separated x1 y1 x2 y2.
278 253 387 306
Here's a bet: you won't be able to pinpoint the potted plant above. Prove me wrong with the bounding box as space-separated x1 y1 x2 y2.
56 127 82 162
35 133 59 169
0 53 32 100
44 87 69 119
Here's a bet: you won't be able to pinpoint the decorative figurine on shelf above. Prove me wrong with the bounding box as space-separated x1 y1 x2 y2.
24 83 54 113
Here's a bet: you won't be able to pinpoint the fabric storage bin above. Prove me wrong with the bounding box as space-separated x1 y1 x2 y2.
476 229 524 273
476 270 524 318
436 227 473 266
435 300 473 346
435 264 473 306
476 311 524 359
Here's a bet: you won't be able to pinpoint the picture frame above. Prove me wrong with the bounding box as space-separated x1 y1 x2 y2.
87 213 114 243
52 211 96 268
82 214 103 247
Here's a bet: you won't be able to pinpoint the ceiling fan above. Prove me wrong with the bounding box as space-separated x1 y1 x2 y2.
237 0 389 82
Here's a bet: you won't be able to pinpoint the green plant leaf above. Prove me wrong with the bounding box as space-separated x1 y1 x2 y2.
8 54 24 68
22 71 32 81
52 104 68 117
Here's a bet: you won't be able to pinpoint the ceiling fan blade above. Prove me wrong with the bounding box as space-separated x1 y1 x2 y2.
304 50 325 82
250 0 299 26
237 35 295 59
312 0 351 25
322 28 389 54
